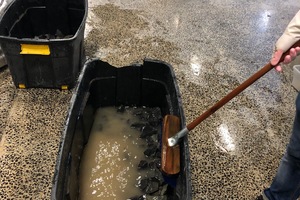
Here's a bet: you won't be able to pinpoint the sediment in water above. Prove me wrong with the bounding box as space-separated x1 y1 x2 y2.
79 106 174 200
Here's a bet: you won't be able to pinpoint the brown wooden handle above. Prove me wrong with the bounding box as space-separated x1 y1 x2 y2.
186 40 300 131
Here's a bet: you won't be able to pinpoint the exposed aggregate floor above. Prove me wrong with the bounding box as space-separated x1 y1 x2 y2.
0 0 300 199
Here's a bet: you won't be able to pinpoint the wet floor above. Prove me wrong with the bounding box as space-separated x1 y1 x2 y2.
0 0 300 199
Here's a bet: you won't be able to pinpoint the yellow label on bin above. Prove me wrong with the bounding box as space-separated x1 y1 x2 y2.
20 44 50 55
61 85 68 90
18 84 26 89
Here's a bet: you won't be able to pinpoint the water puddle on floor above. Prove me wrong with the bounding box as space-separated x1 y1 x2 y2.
79 106 162 200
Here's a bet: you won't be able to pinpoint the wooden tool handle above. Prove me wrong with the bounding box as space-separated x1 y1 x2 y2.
187 40 300 131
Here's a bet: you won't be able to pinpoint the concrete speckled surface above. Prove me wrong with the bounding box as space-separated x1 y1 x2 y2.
0 68 72 199
0 0 300 199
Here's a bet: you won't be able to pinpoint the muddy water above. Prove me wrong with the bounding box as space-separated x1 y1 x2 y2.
79 107 147 200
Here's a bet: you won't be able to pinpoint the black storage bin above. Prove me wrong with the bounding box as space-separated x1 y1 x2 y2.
51 59 192 200
0 0 88 89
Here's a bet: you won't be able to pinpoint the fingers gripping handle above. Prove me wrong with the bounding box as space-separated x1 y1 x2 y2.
274 40 300 66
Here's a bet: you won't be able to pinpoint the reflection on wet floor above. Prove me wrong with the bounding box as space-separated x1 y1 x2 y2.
0 0 300 199
214 123 236 154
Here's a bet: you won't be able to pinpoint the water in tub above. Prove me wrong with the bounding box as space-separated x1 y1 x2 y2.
79 107 148 199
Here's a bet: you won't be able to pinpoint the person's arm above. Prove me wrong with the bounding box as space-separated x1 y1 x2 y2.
271 10 300 71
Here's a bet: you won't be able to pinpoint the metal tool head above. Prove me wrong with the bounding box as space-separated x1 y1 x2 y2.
167 127 189 147
168 137 178 147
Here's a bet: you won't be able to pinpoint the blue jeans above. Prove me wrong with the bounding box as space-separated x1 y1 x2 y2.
264 93 300 200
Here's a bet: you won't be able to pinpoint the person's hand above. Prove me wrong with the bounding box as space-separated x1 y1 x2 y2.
271 47 300 72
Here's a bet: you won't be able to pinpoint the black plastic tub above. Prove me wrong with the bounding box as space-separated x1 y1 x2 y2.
51 59 192 200
0 0 87 89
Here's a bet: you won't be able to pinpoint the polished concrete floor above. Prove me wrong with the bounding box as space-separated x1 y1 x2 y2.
0 0 300 199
